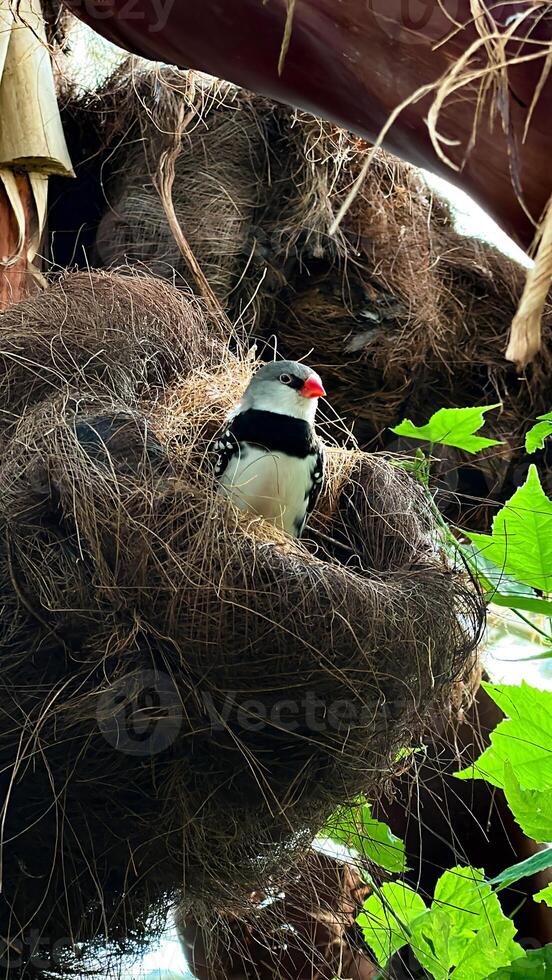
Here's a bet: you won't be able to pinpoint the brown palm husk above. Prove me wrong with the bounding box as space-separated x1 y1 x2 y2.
0 269 483 975
40 0 72 48
177 850 376 980
56 64 270 319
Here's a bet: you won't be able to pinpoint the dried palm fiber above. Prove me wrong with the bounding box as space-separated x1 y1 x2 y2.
52 60 273 320
0 268 484 973
40 0 72 48
268 136 551 495
51 60 552 525
52 59 369 321
177 850 375 980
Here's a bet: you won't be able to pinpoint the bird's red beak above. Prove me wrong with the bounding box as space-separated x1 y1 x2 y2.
301 375 326 399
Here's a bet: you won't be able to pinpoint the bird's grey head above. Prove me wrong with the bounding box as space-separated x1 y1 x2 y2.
238 360 326 423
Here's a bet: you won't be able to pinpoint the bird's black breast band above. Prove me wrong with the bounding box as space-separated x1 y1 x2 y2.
228 409 318 458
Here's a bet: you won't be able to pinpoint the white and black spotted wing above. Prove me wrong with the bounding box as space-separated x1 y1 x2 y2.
297 442 325 535
213 424 240 480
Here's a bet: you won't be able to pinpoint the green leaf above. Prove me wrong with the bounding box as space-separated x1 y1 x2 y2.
468 465 552 594
410 907 454 979
358 867 525 978
409 867 523 979
450 917 525 980
503 760 552 843
455 682 552 789
391 404 502 454
461 544 537 598
358 883 427 966
526 411 552 454
323 799 406 873
395 744 425 763
433 866 490 927
488 944 552 978
489 848 552 891
512 647 552 662
533 882 552 908
487 592 552 616
534 884 552 907
459 544 552 614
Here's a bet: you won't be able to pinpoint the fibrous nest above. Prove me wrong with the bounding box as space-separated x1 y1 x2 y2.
54 64 272 320
50 60 552 525
39 0 73 49
178 851 375 980
0 270 483 975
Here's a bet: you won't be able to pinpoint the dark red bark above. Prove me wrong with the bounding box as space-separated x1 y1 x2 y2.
60 0 552 249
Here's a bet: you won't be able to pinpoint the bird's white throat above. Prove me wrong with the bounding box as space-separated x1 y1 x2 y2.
238 385 319 424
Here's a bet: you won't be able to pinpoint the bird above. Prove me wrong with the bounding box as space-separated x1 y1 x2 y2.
214 360 326 537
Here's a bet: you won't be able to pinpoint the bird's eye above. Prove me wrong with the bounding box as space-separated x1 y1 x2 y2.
279 373 292 385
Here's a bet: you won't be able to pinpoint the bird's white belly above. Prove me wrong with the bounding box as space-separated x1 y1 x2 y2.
219 445 310 536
